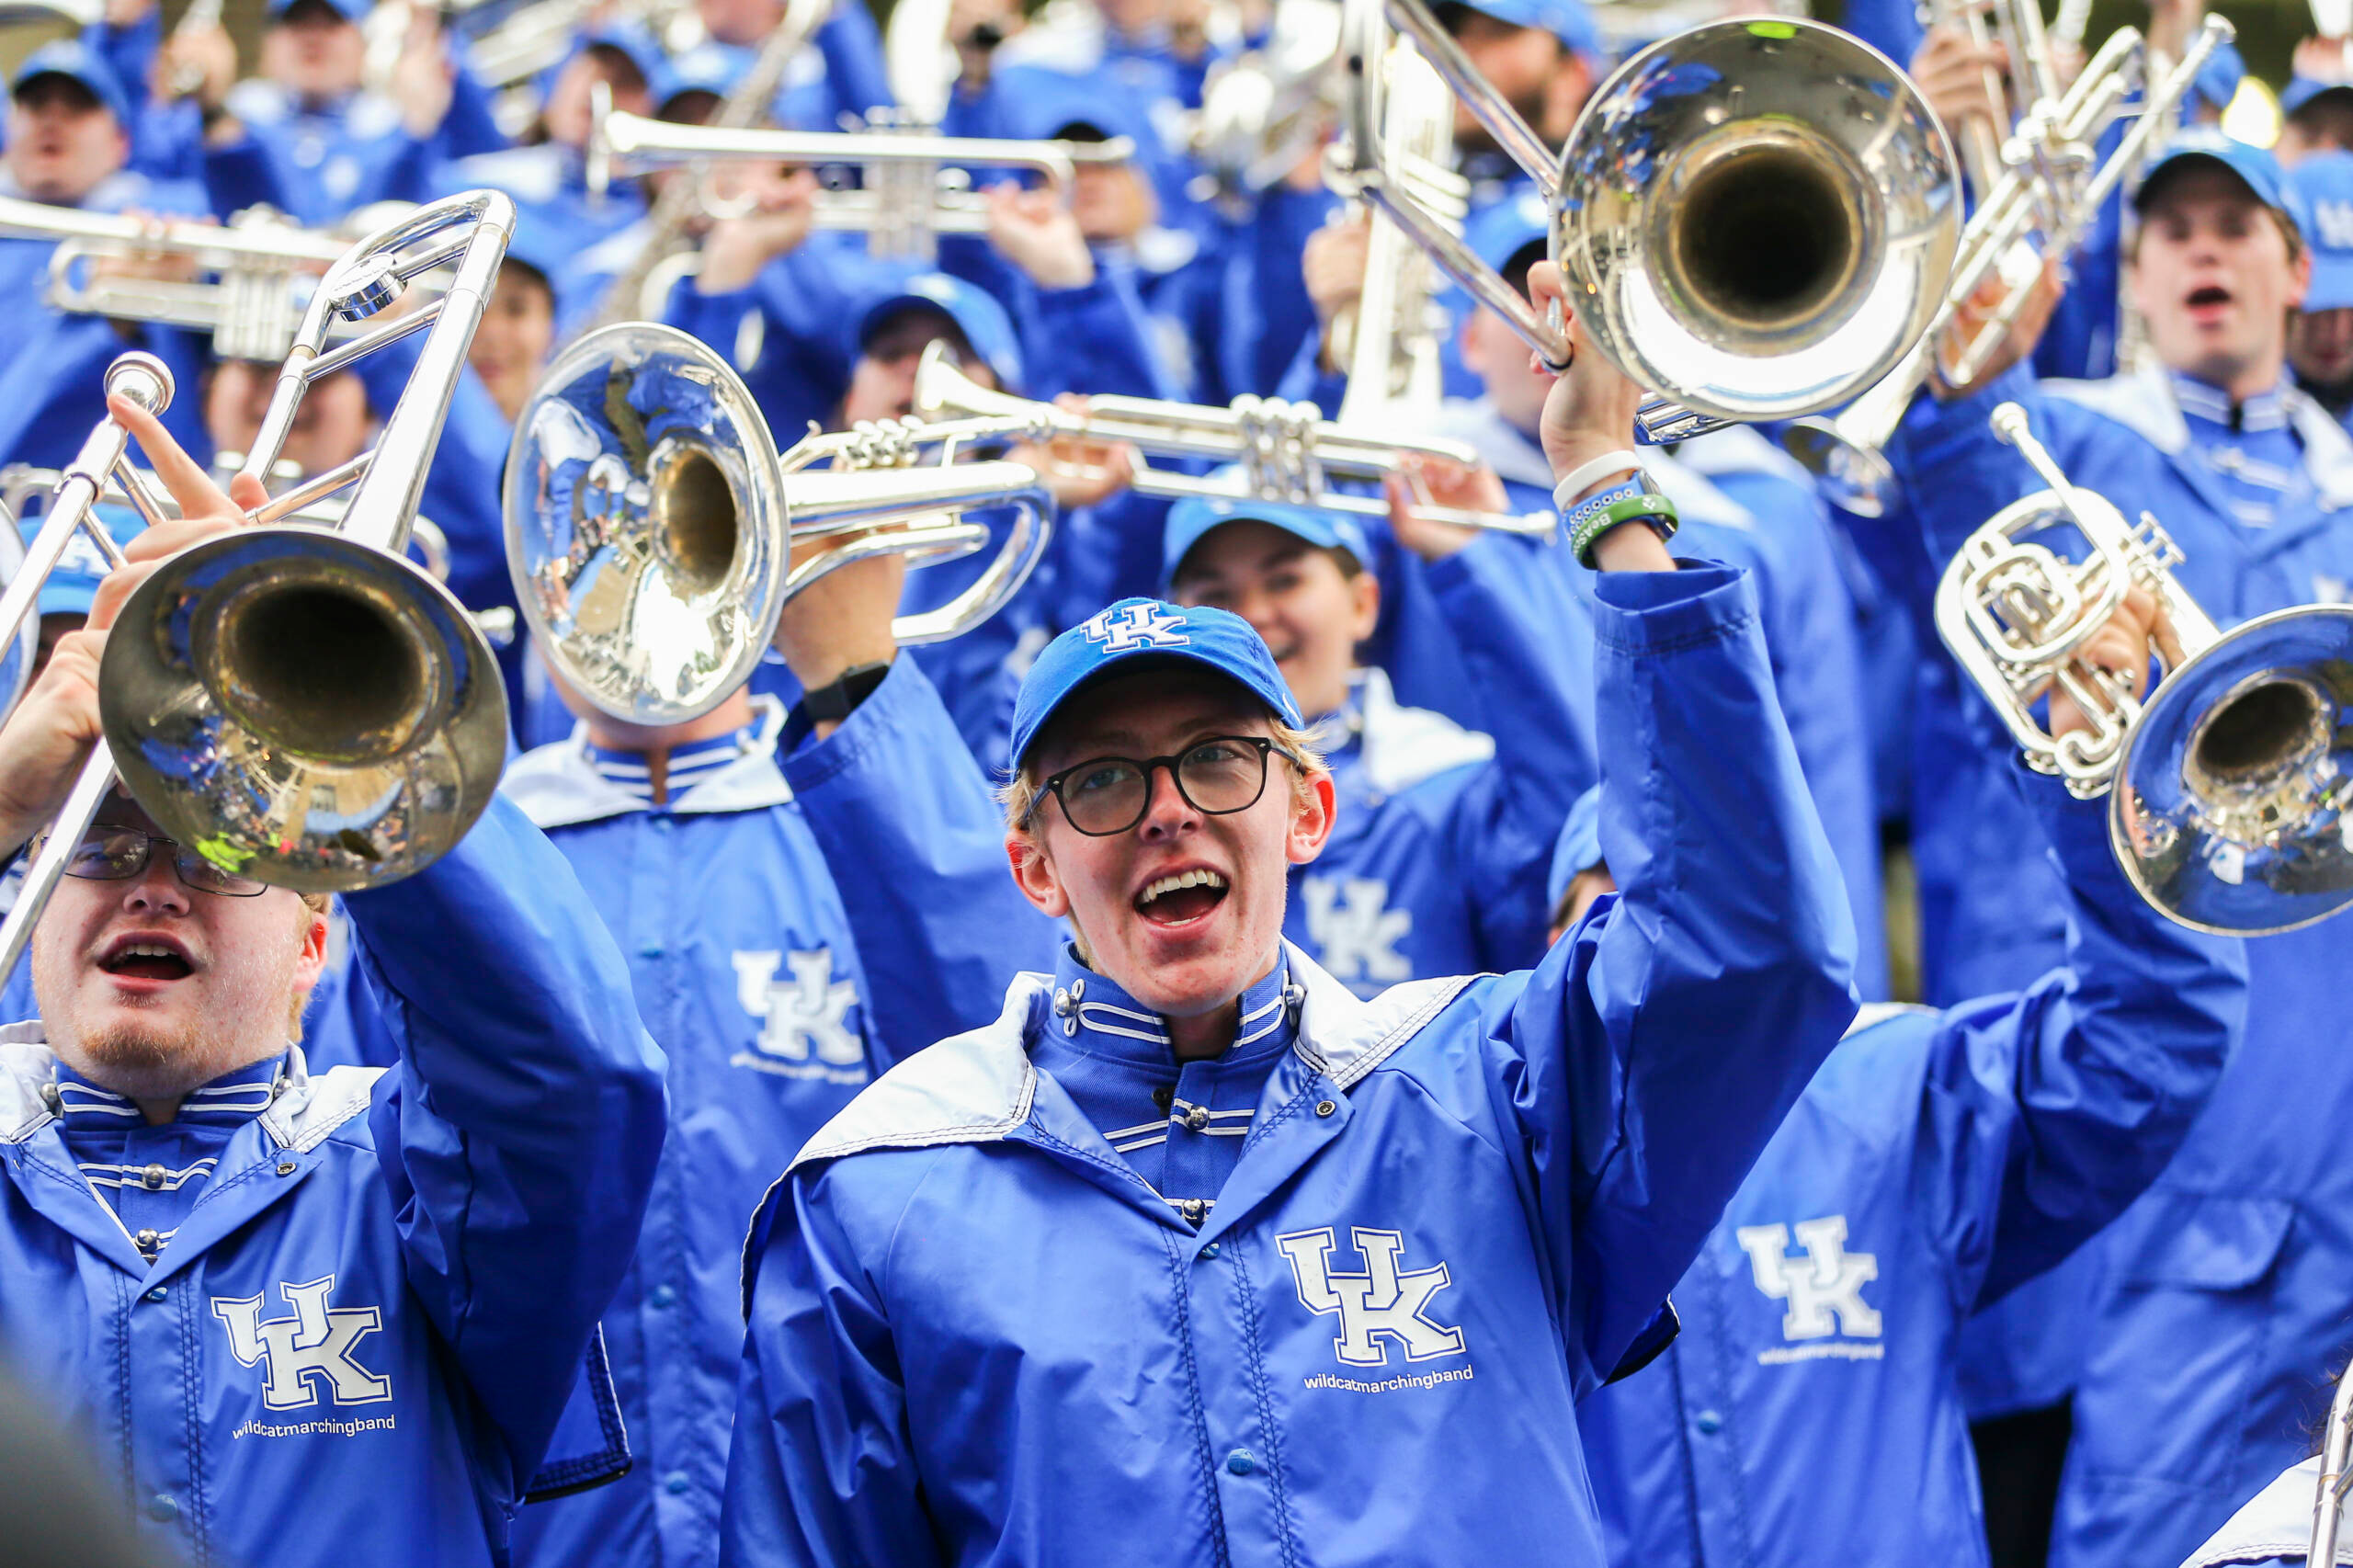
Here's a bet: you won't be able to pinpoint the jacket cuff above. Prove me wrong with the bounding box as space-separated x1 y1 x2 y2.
781 655 946 792
1588 562 1757 653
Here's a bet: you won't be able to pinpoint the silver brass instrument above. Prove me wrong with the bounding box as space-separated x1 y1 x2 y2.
0 190 519 980
2313 1366 2353 1567
915 341 1555 536
1331 34 1462 439
1188 0 1345 215
506 322 1055 725
0 503 31 716
884 0 957 129
1937 403 2353 935
587 91 1135 264
1783 16 2232 517
12 199 362 363
1330 0 1961 442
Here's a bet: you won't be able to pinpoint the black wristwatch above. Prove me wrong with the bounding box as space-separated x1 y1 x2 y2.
800 661 892 723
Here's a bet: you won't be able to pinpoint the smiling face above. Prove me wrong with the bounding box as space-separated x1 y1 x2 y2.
30 799 327 1105
6 78 127 206
470 266 556 422
1007 665 1334 1022
843 308 990 423
2130 165 2313 401
1167 520 1376 722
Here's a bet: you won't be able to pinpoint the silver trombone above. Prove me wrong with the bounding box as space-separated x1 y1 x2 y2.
914 342 1556 536
585 88 1133 257
0 190 520 980
1782 16 2231 517
506 322 1055 726
1937 403 2353 934
1328 0 1961 442
2313 1365 2353 1568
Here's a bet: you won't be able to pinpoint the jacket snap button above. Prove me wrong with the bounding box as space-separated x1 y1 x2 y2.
145 1285 167 1302
1694 1410 1724 1435
277 1162 298 1176
1184 1107 1211 1131
147 1494 177 1522
1225 1449 1256 1476
141 1164 167 1190
1151 1085 1174 1113
664 1471 690 1495
649 1285 677 1309
1199 1243 1220 1261
133 1228 159 1253
1314 1100 1336 1118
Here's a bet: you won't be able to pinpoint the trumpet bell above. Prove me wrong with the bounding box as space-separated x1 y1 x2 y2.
98 528 509 894
2112 605 2353 935
1556 17 1960 423
506 322 789 726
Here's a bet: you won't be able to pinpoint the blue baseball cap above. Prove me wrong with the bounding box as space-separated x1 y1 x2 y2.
12 40 131 128
265 0 369 25
856 272 1025 392
1546 784 1604 914
1009 598 1304 767
2291 152 2353 312
1161 490 1372 585
1449 0 1599 57
995 64 1152 152
2286 75 2353 118
568 20 677 106
661 40 746 108
1464 185 1551 279
17 504 142 620
2133 129 2306 240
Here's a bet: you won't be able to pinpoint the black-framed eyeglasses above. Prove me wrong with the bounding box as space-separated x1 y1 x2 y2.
55 825 270 898
1032 735 1281 837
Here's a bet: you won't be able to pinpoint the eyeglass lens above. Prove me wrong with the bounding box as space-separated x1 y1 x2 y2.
65 828 269 897
1059 738 1271 835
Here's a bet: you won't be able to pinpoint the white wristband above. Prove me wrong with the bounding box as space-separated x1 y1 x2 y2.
1552 449 1647 512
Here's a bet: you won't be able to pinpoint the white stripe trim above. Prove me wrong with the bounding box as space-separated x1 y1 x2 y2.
1110 1132 1167 1153
1203 1108 1253 1120
1202 1126 1248 1137
76 1159 218 1176
1076 1016 1174 1046
1104 1118 1165 1141
58 1103 141 1118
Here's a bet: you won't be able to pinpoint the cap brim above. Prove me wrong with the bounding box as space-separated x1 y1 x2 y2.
1016 651 1288 766
2134 151 2267 213
2310 256 2353 312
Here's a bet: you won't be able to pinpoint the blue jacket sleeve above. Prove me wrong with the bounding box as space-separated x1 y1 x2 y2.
722 1164 939 1568
1501 562 1859 1389
1025 269 1180 401
1929 768 2245 1310
1887 364 2071 565
344 795 668 1502
780 656 1063 1065
1423 533 1597 970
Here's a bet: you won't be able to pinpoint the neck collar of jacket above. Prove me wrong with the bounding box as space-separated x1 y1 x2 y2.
51 1050 285 1132
1046 944 1300 1067
0 1027 381 1153
2170 369 2291 433
785 942 1474 1175
1317 666 1495 806
2048 365 2353 512
582 718 764 805
500 695 793 827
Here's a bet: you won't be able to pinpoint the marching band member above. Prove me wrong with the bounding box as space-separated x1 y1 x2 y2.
1433 194 1890 996
0 42 212 470
0 401 667 1568
2277 40 2353 168
1158 476 1589 992
1888 128 2353 1568
1564 585 2247 1566
675 0 893 133
2287 151 2353 426
716 259 1859 1568
502 545 1055 1567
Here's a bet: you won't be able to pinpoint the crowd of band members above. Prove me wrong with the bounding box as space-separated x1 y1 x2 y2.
5 0 2353 1561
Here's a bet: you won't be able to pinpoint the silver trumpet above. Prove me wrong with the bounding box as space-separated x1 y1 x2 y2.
587 89 1133 258
1329 0 1960 442
1 197 361 363
2313 1365 2353 1568
1784 16 2233 517
1937 403 2353 935
0 190 520 979
914 342 1555 536
505 322 1055 726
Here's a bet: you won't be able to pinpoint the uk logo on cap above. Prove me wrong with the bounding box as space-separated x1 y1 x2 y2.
1082 602 1191 653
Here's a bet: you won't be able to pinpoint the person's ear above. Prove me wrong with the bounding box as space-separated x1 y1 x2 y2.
1006 827 1071 919
292 902 329 994
2292 243 2315 312
1346 566 1381 643
1287 767 1336 866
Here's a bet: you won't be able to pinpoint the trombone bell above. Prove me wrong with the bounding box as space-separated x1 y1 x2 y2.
98 528 510 893
1557 18 1960 422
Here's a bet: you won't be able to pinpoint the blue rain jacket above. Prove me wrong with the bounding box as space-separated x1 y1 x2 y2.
719 562 1859 1568
0 796 667 1568
1577 772 2246 1568
2177 1456 2328 1567
504 673 1056 1568
1893 363 2353 1568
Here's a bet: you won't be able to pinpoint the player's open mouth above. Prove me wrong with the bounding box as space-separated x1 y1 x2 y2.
2185 284 2233 318
97 937 194 983
1135 869 1230 926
